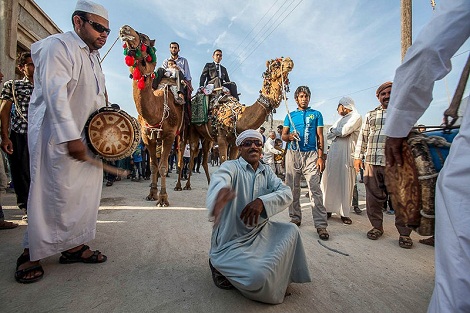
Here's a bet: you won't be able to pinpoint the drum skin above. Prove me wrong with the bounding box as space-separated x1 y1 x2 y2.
85 107 141 161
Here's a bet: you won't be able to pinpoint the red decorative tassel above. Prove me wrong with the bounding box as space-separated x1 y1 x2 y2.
137 77 145 90
125 55 135 66
132 67 142 80
122 43 127 48
141 44 147 52
146 55 152 62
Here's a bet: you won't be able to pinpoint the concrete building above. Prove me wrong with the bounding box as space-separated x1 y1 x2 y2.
0 0 61 79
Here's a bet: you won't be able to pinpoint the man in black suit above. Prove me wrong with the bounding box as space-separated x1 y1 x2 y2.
199 49 239 100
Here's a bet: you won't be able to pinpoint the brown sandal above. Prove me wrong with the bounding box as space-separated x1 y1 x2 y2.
399 236 413 249
367 228 383 240
341 216 352 225
317 228 329 241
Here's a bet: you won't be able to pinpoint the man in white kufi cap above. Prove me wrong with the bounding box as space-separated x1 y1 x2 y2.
206 129 311 304
14 0 109 284
321 96 362 224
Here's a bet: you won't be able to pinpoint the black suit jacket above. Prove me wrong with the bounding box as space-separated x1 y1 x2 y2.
199 62 230 87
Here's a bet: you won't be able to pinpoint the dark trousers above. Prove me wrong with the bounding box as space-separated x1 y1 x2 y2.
364 164 411 236
7 130 30 211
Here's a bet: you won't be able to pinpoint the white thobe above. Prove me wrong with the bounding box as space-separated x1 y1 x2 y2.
207 158 311 304
262 137 281 172
321 112 362 217
383 1 470 311
26 31 105 261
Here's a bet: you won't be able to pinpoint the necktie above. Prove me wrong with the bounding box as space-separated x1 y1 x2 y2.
215 63 220 78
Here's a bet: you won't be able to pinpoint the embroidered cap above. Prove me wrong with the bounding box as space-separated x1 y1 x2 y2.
75 0 108 20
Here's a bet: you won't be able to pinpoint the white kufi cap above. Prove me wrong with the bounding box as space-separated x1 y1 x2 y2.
235 129 263 147
75 0 108 20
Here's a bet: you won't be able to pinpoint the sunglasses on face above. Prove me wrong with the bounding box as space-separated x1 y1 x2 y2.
80 16 110 35
240 140 263 148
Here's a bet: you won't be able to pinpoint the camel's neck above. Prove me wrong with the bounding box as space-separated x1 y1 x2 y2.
236 102 272 131
133 80 162 126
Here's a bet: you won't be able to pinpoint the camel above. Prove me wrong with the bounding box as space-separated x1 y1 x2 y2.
119 25 184 206
180 57 294 190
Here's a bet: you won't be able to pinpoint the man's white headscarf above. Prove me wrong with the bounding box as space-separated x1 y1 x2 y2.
75 0 108 20
339 96 357 113
235 129 263 146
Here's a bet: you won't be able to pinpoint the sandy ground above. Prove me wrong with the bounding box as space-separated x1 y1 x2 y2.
0 165 435 313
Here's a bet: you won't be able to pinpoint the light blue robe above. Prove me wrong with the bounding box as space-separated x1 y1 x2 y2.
207 158 312 304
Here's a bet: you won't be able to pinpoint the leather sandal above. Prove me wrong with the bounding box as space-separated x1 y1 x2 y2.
209 259 234 290
59 245 107 264
317 228 329 241
15 252 44 284
367 228 383 240
399 236 413 249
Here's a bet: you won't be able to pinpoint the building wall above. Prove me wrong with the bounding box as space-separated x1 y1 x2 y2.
0 0 61 80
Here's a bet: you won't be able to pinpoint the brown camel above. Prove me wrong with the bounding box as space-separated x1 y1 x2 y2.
119 25 184 206
180 57 294 190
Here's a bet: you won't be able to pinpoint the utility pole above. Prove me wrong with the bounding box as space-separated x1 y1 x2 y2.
401 0 412 61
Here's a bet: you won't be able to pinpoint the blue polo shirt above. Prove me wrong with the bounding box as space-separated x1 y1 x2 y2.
283 107 324 152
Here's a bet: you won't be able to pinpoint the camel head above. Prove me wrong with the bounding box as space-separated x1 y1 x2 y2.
119 25 157 90
260 57 294 108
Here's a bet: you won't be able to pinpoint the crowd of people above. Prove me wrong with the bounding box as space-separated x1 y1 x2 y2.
1 0 468 311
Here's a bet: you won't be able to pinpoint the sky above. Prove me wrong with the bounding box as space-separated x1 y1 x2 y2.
33 0 469 127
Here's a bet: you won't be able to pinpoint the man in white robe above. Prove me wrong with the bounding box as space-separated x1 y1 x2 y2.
14 0 109 284
384 0 470 311
207 129 311 304
262 130 282 172
321 97 362 224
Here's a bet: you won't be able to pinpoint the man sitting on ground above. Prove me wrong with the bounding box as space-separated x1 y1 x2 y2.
206 129 311 304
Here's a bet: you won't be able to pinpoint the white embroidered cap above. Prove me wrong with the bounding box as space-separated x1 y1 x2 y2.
75 0 108 20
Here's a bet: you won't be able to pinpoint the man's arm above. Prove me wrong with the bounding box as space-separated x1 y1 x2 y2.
0 99 13 154
199 63 209 87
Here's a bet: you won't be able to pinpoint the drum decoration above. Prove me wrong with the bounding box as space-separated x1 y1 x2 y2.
85 107 141 161
385 129 457 236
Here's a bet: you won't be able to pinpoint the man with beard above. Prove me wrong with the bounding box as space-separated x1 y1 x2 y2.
162 42 192 96
206 129 311 304
14 0 109 284
353 82 413 248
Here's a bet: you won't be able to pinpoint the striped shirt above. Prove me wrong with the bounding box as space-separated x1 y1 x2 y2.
353 105 387 166
0 77 33 134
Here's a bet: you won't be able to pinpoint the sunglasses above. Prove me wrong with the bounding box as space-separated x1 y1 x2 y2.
80 16 110 35
240 140 263 148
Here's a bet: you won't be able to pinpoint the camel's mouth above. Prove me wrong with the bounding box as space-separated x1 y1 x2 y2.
119 25 136 42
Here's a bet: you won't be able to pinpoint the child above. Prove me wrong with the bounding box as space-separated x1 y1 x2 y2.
165 59 185 104
131 141 144 181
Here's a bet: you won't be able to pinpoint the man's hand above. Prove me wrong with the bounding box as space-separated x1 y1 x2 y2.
385 137 406 167
353 159 363 173
212 187 236 227
240 198 264 227
67 139 87 161
1 137 13 154
316 157 325 173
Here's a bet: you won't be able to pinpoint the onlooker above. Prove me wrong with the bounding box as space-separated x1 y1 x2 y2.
273 138 285 178
14 0 109 284
131 141 144 181
182 143 190 180
0 68 18 230
321 96 362 224
207 129 311 304
0 52 34 218
282 86 329 240
384 1 469 310
258 126 266 144
262 131 282 173
353 82 413 248
199 49 239 100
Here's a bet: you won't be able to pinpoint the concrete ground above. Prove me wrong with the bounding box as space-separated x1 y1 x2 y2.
0 165 435 313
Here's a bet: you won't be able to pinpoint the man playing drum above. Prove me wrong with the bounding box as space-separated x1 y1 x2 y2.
14 0 109 284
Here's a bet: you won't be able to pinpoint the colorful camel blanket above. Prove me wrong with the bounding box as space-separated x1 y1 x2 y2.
191 94 209 124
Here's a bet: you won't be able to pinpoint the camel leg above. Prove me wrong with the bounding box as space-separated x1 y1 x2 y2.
228 145 239 160
217 133 230 164
174 136 183 191
156 137 173 207
146 140 159 201
201 139 211 184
